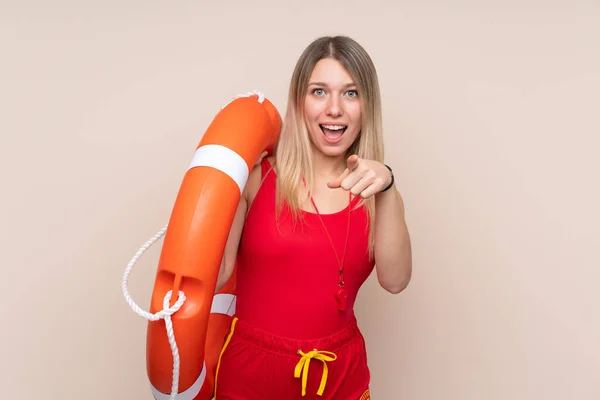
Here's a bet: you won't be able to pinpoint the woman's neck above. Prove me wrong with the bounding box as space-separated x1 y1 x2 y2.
311 150 347 181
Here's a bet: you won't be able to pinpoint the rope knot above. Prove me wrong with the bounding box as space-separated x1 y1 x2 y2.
153 290 186 320
121 223 187 399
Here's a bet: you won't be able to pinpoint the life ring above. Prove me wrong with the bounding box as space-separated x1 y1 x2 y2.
122 90 281 400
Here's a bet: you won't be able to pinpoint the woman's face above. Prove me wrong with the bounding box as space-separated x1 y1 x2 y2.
304 58 362 159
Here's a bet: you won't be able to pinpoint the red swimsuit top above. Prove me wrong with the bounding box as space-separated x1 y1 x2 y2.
234 158 375 339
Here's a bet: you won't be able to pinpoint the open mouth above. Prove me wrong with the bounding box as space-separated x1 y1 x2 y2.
320 124 347 142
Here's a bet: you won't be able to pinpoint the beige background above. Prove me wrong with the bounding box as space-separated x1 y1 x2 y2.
1 1 599 399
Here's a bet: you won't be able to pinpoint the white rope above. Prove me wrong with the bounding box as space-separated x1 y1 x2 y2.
122 222 186 400
220 89 265 109
122 90 266 399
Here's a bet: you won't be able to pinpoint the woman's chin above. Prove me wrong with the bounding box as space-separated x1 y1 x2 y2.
313 143 350 159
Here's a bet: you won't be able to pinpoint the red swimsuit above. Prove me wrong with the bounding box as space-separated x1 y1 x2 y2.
215 158 375 399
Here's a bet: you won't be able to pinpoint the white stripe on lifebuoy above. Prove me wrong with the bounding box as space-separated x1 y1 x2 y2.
210 293 237 316
187 144 249 194
150 361 206 400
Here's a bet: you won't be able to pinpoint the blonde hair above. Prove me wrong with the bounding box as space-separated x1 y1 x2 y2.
274 35 384 258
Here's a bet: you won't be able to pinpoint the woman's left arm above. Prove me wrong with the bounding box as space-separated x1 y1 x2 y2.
373 181 412 294
328 154 412 294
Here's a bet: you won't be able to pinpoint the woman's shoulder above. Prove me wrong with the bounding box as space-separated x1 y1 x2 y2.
244 155 276 207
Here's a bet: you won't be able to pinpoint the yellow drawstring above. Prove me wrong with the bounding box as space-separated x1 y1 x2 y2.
294 349 337 396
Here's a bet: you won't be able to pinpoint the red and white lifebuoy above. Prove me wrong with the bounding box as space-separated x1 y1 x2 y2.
122 90 281 399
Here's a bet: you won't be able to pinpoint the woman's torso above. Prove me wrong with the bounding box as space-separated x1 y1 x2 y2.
234 157 375 339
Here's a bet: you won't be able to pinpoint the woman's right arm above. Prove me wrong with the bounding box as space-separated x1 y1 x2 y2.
214 162 263 293
215 194 247 293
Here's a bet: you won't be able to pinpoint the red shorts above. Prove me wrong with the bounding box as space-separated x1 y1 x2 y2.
214 316 371 399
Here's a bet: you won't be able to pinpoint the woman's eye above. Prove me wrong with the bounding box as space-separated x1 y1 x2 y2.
313 88 325 96
346 90 358 98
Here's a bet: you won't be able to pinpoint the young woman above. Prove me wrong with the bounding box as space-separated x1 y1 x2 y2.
213 35 412 399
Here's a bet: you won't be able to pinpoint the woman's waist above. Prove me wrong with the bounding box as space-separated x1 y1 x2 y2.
229 311 362 355
234 292 358 342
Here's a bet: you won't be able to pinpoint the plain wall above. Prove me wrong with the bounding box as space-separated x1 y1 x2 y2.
1 1 599 399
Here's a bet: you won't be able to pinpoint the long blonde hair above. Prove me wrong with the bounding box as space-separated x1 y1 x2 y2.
274 35 384 258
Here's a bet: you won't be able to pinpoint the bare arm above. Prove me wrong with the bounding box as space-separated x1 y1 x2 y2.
214 195 248 293
327 155 412 294
214 162 263 293
373 185 413 294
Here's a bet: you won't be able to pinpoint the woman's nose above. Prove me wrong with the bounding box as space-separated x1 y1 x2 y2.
325 97 343 117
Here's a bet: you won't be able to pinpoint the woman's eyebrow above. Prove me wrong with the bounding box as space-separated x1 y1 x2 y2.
308 81 356 88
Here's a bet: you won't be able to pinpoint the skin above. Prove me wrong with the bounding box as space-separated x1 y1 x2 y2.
216 58 412 295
